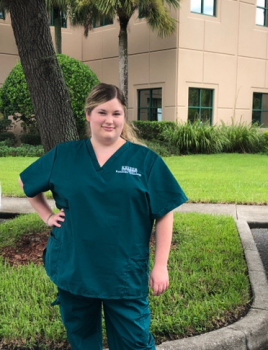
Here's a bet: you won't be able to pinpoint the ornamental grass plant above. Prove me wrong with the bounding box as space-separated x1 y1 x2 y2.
220 119 266 153
161 121 227 154
137 120 266 155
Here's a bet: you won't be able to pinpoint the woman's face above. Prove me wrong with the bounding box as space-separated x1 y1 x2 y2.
86 98 125 145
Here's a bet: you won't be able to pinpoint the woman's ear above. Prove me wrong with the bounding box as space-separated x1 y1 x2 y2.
85 110 90 122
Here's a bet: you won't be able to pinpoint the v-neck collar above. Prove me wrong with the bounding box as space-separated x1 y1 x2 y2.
86 138 130 172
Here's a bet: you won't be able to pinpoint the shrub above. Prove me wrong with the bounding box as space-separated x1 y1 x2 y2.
0 54 99 138
220 120 265 153
20 133 41 146
0 118 12 133
141 139 176 157
0 142 44 157
0 132 16 146
161 121 227 154
133 121 175 141
264 131 268 144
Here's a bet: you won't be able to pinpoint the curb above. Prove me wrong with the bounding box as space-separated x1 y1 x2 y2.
156 220 268 350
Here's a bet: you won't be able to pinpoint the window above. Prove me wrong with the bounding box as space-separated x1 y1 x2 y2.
252 93 268 126
50 8 67 28
138 4 146 19
0 9 5 20
256 0 268 26
93 16 113 28
191 0 216 16
188 88 213 124
138 89 162 121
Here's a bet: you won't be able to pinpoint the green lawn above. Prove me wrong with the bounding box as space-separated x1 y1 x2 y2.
1 157 37 197
165 153 268 204
1 154 268 204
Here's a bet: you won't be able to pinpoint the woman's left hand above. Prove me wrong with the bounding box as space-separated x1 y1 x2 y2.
149 264 169 296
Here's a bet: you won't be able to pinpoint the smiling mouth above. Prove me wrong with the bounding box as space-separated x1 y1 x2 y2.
102 126 114 131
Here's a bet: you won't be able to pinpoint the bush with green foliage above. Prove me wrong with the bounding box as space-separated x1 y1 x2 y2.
20 133 42 146
0 142 44 157
0 54 99 138
0 118 15 146
133 121 175 141
135 120 266 155
263 131 268 144
0 132 16 146
0 118 11 133
220 120 265 153
161 121 227 154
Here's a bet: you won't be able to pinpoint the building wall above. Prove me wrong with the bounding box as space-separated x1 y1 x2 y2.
178 0 268 125
0 14 19 87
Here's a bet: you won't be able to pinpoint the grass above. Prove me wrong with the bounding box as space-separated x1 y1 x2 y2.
165 153 268 204
0 212 250 349
1 154 268 204
0 157 38 197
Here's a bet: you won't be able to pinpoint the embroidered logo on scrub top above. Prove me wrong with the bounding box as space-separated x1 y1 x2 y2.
116 166 142 177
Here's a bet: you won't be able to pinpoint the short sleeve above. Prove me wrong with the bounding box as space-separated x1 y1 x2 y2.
147 156 188 219
20 146 57 198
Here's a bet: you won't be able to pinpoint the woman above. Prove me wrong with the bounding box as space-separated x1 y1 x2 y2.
19 83 187 350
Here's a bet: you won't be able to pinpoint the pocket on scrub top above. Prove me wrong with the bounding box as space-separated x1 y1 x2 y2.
43 231 62 281
126 257 149 290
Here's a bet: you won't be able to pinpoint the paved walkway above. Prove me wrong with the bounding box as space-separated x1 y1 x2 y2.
1 198 268 350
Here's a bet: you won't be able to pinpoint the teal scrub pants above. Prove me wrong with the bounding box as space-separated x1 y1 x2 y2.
55 288 156 350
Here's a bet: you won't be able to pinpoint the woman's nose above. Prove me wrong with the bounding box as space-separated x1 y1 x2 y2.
105 114 113 123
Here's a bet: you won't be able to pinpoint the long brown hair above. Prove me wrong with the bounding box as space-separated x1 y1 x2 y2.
85 83 138 143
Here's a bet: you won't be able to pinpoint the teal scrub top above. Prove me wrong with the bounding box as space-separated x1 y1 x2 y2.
20 139 188 299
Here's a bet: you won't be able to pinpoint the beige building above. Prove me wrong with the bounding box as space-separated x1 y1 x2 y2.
1 0 268 126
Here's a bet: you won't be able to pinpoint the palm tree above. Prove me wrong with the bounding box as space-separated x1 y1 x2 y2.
46 0 68 54
68 0 180 107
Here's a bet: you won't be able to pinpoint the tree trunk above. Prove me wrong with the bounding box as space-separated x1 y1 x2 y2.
54 6 62 54
118 17 129 110
7 0 79 152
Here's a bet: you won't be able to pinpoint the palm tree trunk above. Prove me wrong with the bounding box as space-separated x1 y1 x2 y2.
53 6 62 54
7 0 79 152
118 17 129 110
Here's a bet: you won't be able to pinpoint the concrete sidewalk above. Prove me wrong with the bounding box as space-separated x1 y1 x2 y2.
1 198 268 350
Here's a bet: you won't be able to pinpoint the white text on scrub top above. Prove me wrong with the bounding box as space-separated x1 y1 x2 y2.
116 166 142 177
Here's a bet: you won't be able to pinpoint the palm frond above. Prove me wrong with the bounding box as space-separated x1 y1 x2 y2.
0 0 10 11
145 0 177 37
45 0 68 12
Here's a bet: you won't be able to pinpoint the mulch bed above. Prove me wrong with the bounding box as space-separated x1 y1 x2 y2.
0 231 50 266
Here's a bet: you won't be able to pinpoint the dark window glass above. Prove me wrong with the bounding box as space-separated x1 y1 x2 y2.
93 16 113 28
200 109 212 123
50 8 67 28
138 89 162 121
0 9 5 20
252 92 268 126
201 89 212 107
253 93 262 109
188 109 199 123
191 0 216 16
188 88 213 125
188 88 199 106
